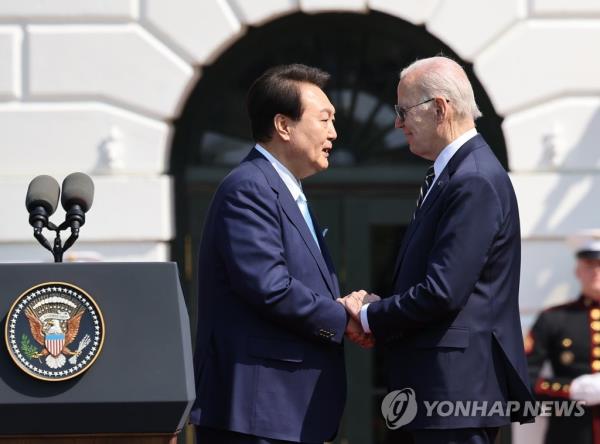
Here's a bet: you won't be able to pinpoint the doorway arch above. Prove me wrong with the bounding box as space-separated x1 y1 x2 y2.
171 11 505 170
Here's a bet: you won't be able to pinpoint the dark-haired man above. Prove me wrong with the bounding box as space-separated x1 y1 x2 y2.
190 64 370 444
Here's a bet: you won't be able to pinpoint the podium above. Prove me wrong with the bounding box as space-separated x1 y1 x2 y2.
0 262 195 443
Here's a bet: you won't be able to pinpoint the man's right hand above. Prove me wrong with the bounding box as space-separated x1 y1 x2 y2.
345 316 375 349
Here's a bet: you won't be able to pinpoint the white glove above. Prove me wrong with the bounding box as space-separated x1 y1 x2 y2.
570 373 600 405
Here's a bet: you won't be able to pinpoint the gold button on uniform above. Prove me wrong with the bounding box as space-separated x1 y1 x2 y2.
561 351 575 365
594 333 600 344
592 309 600 320
593 360 600 371
592 321 600 331
594 348 600 358
552 383 562 391
541 382 550 390
562 338 573 348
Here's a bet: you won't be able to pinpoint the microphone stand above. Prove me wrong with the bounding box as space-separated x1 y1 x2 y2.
32 216 84 263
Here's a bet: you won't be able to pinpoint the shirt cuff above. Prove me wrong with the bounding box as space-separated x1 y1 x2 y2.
360 303 371 334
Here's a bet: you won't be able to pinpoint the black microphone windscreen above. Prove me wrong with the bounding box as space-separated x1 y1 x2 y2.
25 175 60 214
61 172 95 213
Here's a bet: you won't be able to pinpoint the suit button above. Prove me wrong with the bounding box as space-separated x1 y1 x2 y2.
562 338 572 348
592 309 600 320
551 383 561 391
594 348 600 358
594 333 600 344
593 360 600 372
591 321 600 331
541 382 550 390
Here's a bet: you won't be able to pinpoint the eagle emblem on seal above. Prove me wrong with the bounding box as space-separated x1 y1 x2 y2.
25 305 88 369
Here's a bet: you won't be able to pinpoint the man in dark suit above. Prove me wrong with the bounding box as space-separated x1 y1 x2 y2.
190 64 371 444
339 56 534 443
527 230 600 444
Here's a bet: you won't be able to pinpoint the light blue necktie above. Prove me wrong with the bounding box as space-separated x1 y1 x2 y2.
296 194 320 250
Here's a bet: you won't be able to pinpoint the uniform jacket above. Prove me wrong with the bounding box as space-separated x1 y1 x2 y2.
528 296 600 444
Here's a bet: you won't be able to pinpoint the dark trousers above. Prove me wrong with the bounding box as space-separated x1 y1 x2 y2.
195 426 319 444
411 427 499 444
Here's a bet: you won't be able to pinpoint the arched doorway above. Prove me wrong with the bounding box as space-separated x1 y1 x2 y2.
170 11 507 444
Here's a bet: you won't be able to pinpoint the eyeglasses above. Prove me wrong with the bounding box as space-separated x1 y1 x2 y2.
394 98 448 122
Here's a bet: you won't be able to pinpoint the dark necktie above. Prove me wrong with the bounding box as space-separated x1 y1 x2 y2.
413 166 435 218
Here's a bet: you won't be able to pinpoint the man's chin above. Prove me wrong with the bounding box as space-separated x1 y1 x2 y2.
316 159 329 171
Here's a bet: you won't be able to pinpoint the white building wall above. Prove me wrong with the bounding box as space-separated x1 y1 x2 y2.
0 1 598 440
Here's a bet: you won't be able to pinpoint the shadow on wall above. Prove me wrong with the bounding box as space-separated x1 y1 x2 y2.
532 107 600 233
519 106 600 312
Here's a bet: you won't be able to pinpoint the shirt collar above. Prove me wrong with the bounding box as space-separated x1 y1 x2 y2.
254 144 304 201
433 128 478 178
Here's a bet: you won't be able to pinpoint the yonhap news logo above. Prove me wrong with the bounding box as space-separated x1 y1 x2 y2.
381 388 418 429
381 387 586 429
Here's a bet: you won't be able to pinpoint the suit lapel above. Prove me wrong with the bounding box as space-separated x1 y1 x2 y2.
249 149 337 297
415 171 446 218
392 167 450 279
278 190 337 297
391 135 487 283
311 207 340 298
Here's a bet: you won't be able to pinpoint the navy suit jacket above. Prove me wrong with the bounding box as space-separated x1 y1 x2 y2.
190 148 348 442
368 135 535 429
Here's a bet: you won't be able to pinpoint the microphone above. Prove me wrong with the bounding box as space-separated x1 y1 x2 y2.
25 172 94 262
61 172 95 233
25 175 60 229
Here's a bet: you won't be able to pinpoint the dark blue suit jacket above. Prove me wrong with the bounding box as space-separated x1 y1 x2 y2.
190 148 348 442
368 135 534 429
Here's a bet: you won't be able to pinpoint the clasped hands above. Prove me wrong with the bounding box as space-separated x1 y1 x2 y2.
337 290 380 349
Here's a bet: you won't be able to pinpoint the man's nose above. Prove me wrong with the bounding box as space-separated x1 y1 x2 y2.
395 116 404 129
329 122 337 140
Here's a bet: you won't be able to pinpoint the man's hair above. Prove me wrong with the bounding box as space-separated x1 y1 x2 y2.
246 64 330 143
400 56 482 120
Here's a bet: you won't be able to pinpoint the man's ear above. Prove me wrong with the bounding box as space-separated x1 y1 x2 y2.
273 114 291 141
434 97 447 122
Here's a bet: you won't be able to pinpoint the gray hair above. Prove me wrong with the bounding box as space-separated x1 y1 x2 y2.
400 56 482 120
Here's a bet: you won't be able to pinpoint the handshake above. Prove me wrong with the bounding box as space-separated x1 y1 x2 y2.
337 290 380 349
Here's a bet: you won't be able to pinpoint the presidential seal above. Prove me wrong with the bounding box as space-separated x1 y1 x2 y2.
4 282 105 381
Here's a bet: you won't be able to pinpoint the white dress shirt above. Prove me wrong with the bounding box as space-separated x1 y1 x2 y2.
359 128 478 333
254 144 320 249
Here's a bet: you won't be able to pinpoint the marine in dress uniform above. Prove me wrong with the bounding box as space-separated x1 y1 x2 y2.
527 230 600 444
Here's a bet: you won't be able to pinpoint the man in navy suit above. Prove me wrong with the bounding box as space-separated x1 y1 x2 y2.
340 56 535 443
190 64 371 444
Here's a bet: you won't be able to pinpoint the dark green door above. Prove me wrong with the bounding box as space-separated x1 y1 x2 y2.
309 185 415 444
